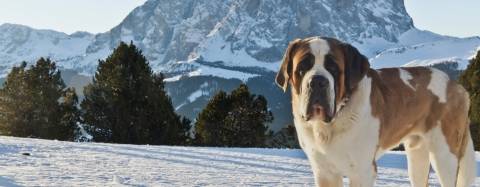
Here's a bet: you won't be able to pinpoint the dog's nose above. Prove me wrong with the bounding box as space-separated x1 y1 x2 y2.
309 75 328 88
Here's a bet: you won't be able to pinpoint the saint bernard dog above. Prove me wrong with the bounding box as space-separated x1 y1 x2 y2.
275 37 476 187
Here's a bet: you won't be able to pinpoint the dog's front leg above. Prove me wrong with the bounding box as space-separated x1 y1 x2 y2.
312 170 342 187
308 153 343 187
348 163 377 187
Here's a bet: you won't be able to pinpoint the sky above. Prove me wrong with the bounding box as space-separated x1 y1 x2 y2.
404 0 480 37
0 0 147 34
0 0 478 37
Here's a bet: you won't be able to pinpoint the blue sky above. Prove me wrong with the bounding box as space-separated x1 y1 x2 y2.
0 0 147 34
404 0 480 37
0 0 478 37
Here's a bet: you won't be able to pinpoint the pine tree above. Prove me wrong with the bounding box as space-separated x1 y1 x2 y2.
194 91 230 146
80 42 190 145
57 88 80 141
0 58 78 140
225 84 273 147
265 124 299 148
194 84 273 147
459 51 480 150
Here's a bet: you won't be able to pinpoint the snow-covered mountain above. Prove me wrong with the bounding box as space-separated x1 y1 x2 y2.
0 23 94 77
0 0 479 130
371 29 480 69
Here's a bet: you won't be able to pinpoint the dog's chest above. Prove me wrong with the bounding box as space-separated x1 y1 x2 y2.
295 114 380 173
293 77 382 174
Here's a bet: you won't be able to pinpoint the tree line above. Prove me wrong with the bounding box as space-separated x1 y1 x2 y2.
0 42 273 147
6 41 476 150
459 51 480 150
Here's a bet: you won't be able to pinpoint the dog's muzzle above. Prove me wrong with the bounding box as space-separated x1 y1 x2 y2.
302 75 334 122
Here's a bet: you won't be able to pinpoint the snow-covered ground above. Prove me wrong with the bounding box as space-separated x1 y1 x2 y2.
0 136 479 186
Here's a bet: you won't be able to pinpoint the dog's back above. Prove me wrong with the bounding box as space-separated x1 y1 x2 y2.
370 67 475 187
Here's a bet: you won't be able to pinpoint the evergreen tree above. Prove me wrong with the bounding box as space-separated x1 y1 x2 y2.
58 88 80 141
459 51 480 150
81 42 190 145
0 58 78 140
194 84 273 147
265 124 299 149
194 91 230 146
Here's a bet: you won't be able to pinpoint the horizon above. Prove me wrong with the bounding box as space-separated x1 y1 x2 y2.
0 0 478 38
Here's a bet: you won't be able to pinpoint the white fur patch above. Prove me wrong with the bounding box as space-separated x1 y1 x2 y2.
399 68 415 90
457 134 476 186
427 68 449 103
294 76 381 186
309 37 330 57
300 63 336 121
427 124 458 187
404 136 430 187
297 38 335 121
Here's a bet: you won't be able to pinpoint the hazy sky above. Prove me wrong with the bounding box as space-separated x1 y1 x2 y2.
0 0 478 37
404 0 480 37
0 0 147 34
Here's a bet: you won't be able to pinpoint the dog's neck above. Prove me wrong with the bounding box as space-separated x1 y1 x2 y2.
295 75 373 147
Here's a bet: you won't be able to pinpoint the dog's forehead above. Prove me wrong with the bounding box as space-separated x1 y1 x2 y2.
307 38 330 58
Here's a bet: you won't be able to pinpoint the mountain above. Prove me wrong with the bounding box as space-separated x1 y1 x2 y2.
371 29 480 69
0 23 93 77
0 0 479 130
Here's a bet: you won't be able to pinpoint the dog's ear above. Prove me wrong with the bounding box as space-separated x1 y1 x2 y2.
276 39 302 92
341 43 370 94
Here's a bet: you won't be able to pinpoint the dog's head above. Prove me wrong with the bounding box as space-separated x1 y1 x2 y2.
276 37 370 123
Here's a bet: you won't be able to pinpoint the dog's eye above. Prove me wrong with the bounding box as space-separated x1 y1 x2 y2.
324 55 338 75
297 54 314 77
298 70 305 76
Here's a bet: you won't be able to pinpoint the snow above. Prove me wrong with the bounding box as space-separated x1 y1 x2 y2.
164 58 260 82
174 83 209 110
0 136 479 186
164 65 259 82
76 122 93 142
354 36 396 58
0 23 94 77
187 89 204 103
397 29 453 46
366 1 393 18
200 35 280 72
370 31 480 69
187 65 258 81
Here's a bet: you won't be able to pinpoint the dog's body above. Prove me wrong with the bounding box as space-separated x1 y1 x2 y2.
276 37 476 187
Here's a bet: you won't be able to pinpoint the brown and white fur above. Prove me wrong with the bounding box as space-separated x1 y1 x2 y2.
275 37 476 187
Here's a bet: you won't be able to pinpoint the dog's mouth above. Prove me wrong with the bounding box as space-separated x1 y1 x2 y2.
303 104 333 122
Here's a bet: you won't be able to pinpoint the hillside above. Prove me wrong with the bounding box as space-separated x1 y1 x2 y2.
0 0 479 130
0 136 479 186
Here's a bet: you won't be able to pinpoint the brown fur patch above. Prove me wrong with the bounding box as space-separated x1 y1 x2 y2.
276 39 310 92
324 39 348 105
369 67 470 158
440 81 470 158
290 44 313 93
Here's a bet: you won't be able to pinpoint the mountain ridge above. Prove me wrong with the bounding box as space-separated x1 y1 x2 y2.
0 0 478 77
